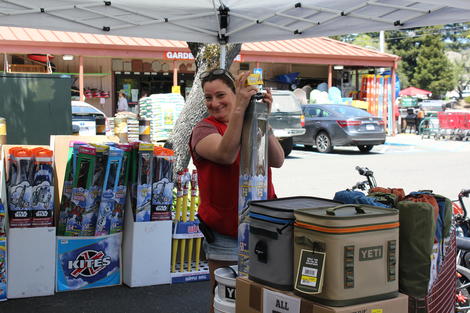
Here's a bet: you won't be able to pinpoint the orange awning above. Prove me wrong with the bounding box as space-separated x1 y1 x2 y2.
0 26 398 67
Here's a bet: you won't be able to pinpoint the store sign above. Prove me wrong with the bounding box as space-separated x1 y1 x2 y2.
56 233 121 291
163 51 242 62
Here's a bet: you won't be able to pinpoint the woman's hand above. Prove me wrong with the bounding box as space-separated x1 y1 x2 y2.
234 72 258 114
263 88 273 113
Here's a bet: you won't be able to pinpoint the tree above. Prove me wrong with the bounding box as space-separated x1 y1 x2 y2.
410 32 456 98
166 42 241 172
449 52 470 99
386 27 457 97
385 29 421 89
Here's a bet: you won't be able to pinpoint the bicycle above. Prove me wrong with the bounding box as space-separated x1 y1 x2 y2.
349 166 377 192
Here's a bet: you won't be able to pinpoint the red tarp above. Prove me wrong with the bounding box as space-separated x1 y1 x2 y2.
399 86 432 97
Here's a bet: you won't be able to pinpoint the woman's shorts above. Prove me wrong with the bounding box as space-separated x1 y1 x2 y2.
203 230 238 262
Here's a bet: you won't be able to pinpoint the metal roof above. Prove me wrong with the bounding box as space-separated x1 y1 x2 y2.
0 26 398 66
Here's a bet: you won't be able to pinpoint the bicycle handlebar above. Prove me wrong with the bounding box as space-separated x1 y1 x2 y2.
355 166 373 177
460 189 470 198
458 189 470 219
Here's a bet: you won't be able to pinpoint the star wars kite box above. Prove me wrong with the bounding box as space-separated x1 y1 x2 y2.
56 233 122 291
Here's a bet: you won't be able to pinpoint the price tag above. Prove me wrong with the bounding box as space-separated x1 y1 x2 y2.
294 249 326 295
263 288 300 313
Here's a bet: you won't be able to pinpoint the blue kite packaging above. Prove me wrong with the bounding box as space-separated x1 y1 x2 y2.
56 233 121 291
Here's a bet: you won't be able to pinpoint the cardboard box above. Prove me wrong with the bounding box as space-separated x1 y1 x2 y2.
7 227 56 298
2 145 56 298
122 196 172 287
236 277 408 313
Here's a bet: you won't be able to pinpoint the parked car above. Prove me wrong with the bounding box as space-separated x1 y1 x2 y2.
293 104 386 153
71 101 106 135
269 90 306 156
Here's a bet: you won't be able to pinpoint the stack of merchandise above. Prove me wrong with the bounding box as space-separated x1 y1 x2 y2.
127 119 139 142
138 96 151 120
138 93 185 142
106 117 115 136
114 112 139 142
130 143 175 222
359 74 392 122
171 169 206 279
6 147 55 228
57 142 133 237
0 200 6 301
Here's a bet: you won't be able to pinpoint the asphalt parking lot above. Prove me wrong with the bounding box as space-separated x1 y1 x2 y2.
274 134 470 201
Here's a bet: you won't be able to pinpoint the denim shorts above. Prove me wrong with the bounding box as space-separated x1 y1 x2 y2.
203 230 238 262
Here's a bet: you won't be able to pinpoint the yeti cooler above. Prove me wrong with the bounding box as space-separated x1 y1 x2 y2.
293 204 399 306
248 196 341 290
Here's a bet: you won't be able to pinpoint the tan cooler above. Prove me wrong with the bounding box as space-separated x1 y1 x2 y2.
293 204 399 307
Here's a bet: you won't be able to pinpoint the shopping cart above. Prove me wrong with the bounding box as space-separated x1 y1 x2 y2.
418 113 439 139
436 112 470 141
459 112 470 141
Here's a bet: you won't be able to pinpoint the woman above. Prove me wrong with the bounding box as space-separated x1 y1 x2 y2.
189 69 284 313
117 91 129 112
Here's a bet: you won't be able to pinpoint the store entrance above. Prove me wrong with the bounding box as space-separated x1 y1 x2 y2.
115 72 173 106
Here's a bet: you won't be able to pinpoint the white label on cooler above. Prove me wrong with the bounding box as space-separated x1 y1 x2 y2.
263 288 301 313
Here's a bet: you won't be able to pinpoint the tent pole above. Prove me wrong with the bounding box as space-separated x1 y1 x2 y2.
328 65 333 89
220 44 226 69
79 56 84 101
173 60 178 87
391 62 397 136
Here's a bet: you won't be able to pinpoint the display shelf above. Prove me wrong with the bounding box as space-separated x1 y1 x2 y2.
122 198 172 287
171 261 210 284
1 145 56 299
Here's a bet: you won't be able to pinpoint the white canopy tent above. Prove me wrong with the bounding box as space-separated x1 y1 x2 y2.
0 0 469 44
0 0 469 133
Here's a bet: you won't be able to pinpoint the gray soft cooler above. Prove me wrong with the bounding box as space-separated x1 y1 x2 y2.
248 196 341 290
293 204 399 306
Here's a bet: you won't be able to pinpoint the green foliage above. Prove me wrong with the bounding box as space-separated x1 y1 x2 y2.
465 96 470 103
387 26 456 98
410 31 456 98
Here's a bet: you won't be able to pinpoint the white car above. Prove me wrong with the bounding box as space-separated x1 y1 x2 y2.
71 101 106 135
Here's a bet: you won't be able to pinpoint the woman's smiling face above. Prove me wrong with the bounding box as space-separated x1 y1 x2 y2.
203 79 236 124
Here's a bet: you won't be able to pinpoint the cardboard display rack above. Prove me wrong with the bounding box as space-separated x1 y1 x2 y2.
50 135 119 206
2 145 56 299
236 277 408 313
122 195 172 287
50 136 123 292
170 261 210 284
56 233 122 292
7 227 55 298
170 221 208 284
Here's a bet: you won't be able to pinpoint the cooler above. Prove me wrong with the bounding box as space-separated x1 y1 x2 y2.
248 196 340 290
293 204 399 306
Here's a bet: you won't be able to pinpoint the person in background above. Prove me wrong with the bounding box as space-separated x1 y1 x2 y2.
416 109 425 134
117 91 129 112
189 69 285 313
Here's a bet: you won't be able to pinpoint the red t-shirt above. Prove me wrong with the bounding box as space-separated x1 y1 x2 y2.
190 116 276 237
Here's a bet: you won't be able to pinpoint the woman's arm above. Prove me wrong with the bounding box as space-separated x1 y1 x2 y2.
195 72 257 165
267 127 285 168
263 89 285 168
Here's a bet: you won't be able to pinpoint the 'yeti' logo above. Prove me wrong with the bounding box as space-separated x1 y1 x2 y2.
68 250 111 278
